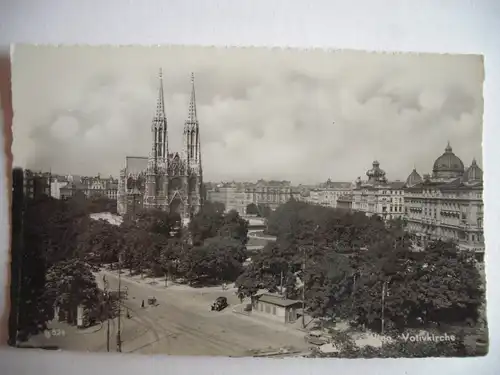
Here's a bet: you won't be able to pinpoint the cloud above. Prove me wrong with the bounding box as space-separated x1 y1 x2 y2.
11 46 484 184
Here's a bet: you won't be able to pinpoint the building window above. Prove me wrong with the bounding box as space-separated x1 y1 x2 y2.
273 306 276 315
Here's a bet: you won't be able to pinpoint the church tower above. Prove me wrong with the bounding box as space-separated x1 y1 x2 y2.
184 73 203 216
144 68 169 210
118 70 204 222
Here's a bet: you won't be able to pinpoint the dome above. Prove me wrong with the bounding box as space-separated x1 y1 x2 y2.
406 168 423 187
366 160 387 183
432 142 465 179
464 158 483 182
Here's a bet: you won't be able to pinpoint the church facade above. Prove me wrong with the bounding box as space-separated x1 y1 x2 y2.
117 70 203 222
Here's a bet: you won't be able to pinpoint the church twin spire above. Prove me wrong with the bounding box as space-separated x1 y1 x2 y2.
151 69 201 170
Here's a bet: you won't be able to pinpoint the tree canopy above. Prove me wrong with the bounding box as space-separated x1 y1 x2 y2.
15 191 484 348
236 199 484 332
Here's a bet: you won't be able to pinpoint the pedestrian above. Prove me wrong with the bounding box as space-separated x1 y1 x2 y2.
238 293 244 304
141 300 145 308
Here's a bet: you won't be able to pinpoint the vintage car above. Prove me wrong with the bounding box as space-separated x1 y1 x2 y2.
304 330 330 346
211 296 228 311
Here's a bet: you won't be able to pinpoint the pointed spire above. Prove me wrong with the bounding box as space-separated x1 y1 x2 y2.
472 157 477 165
154 68 166 121
445 141 452 153
187 72 198 125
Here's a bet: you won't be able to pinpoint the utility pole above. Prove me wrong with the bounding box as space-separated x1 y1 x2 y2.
280 271 284 297
105 291 110 352
381 277 391 335
301 246 306 328
116 253 122 352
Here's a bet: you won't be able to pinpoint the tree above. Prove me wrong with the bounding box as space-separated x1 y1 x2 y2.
121 228 154 277
305 251 353 320
189 204 225 246
16 195 90 340
238 199 485 332
218 210 249 245
179 236 247 285
189 205 248 246
76 219 122 264
159 237 184 280
44 259 100 325
124 208 181 238
257 204 272 218
350 239 484 331
246 203 259 215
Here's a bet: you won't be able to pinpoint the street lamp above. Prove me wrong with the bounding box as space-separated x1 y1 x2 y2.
116 252 123 352
102 290 110 352
381 276 392 335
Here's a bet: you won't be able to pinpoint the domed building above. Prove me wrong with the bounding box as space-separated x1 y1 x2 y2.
352 160 405 220
432 142 465 179
404 142 484 255
405 168 423 188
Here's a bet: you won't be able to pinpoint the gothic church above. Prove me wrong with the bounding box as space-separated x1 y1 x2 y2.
117 70 203 222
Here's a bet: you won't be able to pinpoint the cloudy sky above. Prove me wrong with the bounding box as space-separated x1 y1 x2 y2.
11 45 483 184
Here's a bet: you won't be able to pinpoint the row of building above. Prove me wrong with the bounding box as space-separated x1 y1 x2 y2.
22 170 119 201
22 142 484 254
204 179 353 216
205 143 484 254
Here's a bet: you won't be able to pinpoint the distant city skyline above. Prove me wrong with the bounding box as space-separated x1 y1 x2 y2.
12 46 483 184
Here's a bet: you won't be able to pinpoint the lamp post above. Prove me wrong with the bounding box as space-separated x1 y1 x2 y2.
301 245 306 328
116 252 123 352
103 290 110 352
381 276 391 335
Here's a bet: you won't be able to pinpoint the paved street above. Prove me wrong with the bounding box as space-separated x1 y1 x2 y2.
43 269 309 356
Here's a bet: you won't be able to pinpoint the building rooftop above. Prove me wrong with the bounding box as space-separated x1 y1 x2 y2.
255 293 302 307
405 177 483 192
319 179 352 189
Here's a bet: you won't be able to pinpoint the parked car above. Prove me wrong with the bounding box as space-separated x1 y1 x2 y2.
304 330 330 346
211 296 228 311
